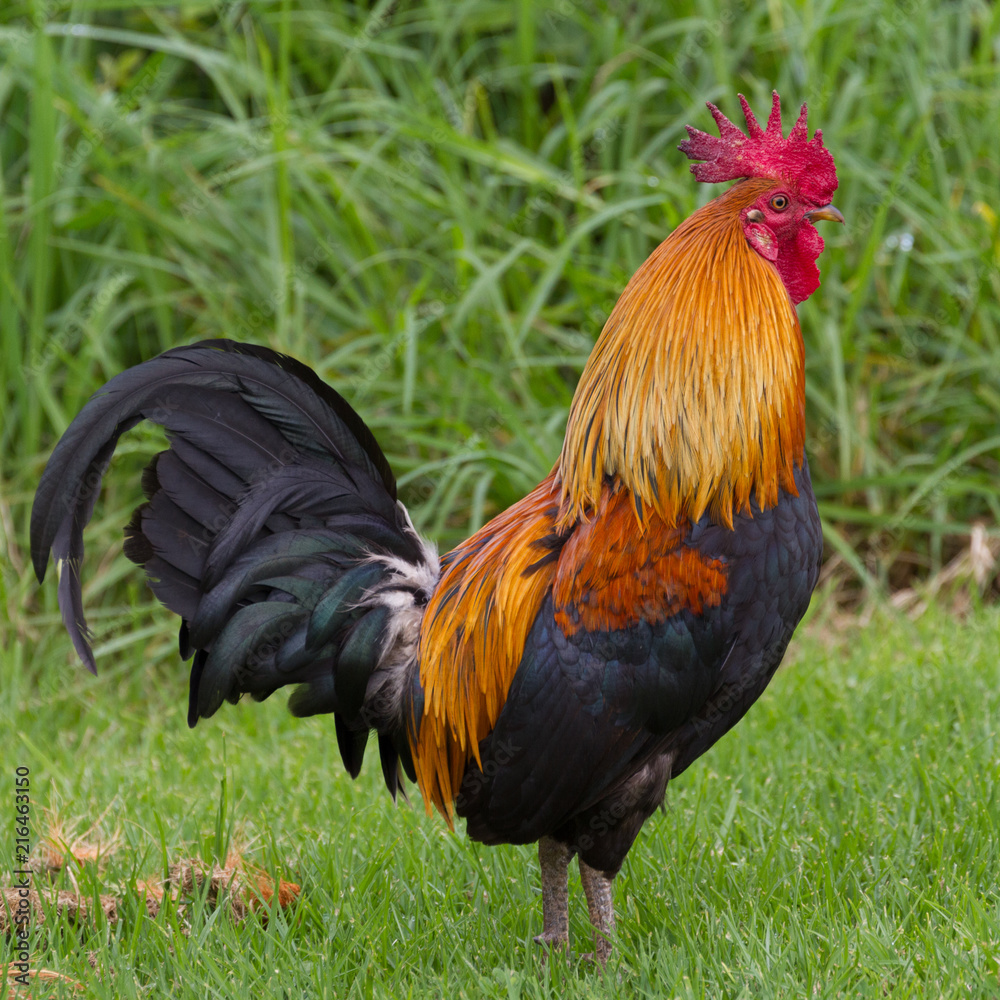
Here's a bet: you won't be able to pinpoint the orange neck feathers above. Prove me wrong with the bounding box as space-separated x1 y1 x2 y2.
556 178 806 531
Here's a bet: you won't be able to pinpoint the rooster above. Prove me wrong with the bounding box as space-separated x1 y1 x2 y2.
31 92 842 962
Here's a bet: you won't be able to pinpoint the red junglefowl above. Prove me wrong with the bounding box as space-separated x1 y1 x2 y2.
31 92 842 962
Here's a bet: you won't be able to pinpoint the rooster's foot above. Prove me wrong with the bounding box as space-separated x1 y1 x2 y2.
536 836 572 955
533 930 569 951
579 858 615 966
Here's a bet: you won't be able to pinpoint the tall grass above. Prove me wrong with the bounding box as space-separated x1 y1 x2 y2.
1 0 998 637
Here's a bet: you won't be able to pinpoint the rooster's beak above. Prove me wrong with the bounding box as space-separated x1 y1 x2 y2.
806 204 845 224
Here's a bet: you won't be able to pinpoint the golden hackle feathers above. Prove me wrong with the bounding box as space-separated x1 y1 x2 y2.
413 475 562 819
556 178 806 531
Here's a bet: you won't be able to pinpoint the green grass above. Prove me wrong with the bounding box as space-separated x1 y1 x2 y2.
3 604 1000 998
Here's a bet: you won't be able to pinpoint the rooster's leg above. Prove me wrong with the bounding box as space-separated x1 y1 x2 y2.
579 859 615 964
534 836 572 951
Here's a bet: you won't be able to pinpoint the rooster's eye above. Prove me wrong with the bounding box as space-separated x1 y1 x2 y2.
770 195 789 212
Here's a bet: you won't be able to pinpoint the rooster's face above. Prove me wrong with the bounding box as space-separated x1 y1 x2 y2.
740 186 844 304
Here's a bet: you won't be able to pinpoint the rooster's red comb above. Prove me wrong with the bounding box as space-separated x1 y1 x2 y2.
678 91 837 205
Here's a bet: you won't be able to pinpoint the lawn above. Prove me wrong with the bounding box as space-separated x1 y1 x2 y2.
2 0 999 997
3 605 999 998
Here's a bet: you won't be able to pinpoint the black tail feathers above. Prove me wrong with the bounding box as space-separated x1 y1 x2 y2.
30 339 438 796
